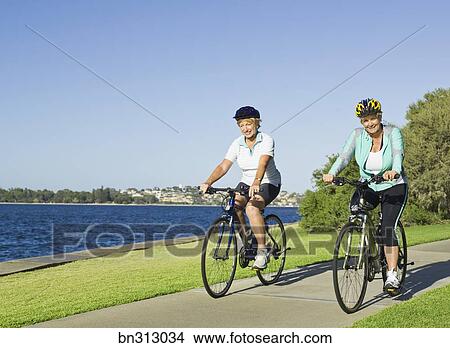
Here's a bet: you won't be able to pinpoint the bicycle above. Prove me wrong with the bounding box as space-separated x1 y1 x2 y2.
331 175 412 313
200 186 288 298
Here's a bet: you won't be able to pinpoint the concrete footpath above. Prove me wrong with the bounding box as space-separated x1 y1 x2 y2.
32 239 450 328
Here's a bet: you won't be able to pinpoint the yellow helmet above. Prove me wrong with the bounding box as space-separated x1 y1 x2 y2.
355 98 382 117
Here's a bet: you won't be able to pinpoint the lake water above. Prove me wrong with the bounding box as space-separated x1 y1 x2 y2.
0 204 299 262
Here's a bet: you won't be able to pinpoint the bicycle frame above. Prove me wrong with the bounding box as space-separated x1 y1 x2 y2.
203 184 287 264
206 186 276 262
342 179 382 271
201 185 288 297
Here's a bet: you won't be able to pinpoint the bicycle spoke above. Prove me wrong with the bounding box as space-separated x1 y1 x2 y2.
257 215 286 285
333 224 368 313
201 219 237 297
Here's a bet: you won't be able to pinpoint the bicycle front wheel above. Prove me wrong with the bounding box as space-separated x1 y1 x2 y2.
333 222 369 313
257 214 287 285
201 217 237 298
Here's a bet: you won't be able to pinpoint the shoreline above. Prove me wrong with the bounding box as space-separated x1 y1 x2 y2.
0 202 298 208
0 220 301 274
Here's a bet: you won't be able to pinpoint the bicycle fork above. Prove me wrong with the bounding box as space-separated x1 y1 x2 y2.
213 218 234 261
358 215 378 269
343 216 371 270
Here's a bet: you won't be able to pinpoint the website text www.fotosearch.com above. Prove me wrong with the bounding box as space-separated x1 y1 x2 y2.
118 331 333 345
193 331 332 344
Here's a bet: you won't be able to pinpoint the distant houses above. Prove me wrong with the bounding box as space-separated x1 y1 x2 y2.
119 185 301 206
0 185 301 206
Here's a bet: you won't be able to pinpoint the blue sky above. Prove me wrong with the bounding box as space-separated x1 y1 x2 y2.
1 0 449 193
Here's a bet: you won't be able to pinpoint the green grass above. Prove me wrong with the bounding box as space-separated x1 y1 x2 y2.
0 223 449 327
404 223 450 246
352 283 450 327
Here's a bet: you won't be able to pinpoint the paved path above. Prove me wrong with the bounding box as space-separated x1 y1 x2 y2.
32 239 450 328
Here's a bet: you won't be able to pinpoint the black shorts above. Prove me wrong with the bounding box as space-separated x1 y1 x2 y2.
235 182 281 207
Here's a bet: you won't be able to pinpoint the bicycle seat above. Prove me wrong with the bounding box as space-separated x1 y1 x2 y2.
356 189 379 211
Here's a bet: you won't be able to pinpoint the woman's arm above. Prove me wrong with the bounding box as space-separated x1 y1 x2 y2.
249 155 271 197
383 127 404 180
325 129 358 182
391 127 404 174
200 159 233 193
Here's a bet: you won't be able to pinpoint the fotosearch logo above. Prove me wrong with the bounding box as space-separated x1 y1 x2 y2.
51 223 205 260
51 223 338 261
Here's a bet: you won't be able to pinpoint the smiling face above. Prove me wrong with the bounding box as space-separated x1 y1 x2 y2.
237 118 259 139
360 113 382 135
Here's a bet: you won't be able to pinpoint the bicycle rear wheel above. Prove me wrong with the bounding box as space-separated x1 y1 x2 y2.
382 221 407 295
256 214 287 285
201 217 237 298
333 222 369 313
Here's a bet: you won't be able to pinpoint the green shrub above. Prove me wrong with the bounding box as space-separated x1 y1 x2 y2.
402 203 441 226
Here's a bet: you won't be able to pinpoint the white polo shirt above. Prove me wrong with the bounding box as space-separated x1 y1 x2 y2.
224 132 281 186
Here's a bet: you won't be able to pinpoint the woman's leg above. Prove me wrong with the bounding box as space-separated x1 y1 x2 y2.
245 196 266 250
247 184 282 250
234 193 248 238
385 246 399 272
380 184 408 272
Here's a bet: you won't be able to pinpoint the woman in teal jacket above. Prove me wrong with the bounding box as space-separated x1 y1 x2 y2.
323 98 408 292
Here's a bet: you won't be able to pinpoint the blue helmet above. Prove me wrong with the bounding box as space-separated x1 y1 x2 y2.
234 106 260 120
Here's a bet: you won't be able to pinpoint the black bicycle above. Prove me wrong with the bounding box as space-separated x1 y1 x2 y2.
200 186 287 298
332 175 411 313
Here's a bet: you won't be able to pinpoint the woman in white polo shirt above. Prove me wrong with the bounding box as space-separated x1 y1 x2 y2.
200 106 282 270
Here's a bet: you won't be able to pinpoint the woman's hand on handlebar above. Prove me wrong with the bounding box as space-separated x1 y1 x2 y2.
199 182 211 194
323 174 334 183
383 170 399 181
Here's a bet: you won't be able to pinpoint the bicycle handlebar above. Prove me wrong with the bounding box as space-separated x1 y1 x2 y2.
332 174 400 187
198 185 263 195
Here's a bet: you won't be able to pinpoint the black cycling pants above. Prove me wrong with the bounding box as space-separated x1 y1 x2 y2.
350 184 408 247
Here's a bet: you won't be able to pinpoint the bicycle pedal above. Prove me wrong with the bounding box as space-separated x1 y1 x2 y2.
385 287 401 297
407 261 415 266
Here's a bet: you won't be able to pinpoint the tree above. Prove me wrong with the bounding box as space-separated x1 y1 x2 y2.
114 193 132 204
403 88 450 218
93 186 112 203
78 191 93 203
144 194 159 204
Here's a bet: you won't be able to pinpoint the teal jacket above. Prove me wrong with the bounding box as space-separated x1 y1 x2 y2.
328 125 406 191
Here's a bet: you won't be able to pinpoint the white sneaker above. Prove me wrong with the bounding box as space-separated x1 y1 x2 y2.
384 270 400 292
252 249 267 270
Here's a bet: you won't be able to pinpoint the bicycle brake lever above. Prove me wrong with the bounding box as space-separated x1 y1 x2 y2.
373 175 384 184
333 177 345 186
372 173 400 184
205 187 215 194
